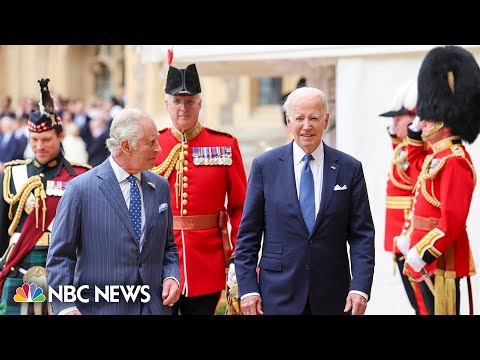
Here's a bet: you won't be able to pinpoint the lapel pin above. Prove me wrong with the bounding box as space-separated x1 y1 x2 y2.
147 181 156 189
331 166 336 170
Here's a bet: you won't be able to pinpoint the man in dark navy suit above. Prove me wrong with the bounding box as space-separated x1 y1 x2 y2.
235 87 375 315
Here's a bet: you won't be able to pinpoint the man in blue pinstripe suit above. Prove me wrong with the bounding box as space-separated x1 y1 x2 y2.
46 107 180 315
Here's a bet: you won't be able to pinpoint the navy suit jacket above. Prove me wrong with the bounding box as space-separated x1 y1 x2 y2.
235 142 375 315
47 159 180 315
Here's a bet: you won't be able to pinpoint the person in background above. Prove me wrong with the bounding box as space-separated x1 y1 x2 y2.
0 78 90 315
378 80 428 315
152 63 247 315
235 87 375 315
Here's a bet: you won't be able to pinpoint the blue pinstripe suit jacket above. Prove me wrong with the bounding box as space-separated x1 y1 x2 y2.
46 159 180 315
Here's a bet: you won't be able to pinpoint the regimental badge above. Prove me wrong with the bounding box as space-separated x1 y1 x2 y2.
192 146 233 166
46 180 68 196
398 149 409 171
428 158 442 173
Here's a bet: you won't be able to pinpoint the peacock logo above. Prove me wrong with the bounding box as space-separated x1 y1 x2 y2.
13 283 46 303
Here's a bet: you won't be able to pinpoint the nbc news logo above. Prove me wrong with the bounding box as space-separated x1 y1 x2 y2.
13 283 46 303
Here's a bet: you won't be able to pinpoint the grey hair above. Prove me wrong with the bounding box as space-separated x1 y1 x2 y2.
106 106 150 156
282 87 329 116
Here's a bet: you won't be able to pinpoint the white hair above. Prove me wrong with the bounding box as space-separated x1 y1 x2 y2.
282 87 329 115
106 107 150 156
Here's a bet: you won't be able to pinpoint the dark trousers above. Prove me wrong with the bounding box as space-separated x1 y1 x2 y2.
171 292 222 315
396 254 424 315
420 277 460 315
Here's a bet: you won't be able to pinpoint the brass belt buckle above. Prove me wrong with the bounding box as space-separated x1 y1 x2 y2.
36 232 50 247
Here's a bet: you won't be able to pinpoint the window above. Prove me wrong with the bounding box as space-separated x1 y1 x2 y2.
257 77 282 105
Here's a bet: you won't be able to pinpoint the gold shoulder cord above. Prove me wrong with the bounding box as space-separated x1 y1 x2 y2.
419 152 476 208
150 143 183 208
389 141 412 191
3 164 47 236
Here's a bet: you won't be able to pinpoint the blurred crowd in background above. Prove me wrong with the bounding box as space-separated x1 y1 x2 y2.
0 91 126 174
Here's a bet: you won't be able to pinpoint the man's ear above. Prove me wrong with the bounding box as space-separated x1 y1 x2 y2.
120 139 131 155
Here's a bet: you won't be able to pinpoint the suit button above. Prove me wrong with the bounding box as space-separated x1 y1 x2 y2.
182 199 188 206
183 192 188 198
183 209 188 215
183 176 188 183
183 183 188 189
183 144 189 150
308 240 313 244
305 265 309 270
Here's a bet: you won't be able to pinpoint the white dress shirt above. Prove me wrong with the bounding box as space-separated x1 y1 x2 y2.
292 141 324 218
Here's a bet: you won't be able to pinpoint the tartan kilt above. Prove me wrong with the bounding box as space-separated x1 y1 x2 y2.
0 247 49 315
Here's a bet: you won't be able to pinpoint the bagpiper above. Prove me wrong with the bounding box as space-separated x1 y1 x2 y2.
0 78 90 315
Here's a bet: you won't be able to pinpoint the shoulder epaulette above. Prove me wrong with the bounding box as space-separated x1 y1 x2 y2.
4 159 32 167
450 145 465 158
204 126 233 138
158 127 169 134
69 161 92 170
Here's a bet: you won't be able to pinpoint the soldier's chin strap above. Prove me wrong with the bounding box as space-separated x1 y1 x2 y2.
421 121 444 139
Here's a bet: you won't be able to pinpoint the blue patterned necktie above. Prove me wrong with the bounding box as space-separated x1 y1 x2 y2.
127 175 142 242
300 154 315 233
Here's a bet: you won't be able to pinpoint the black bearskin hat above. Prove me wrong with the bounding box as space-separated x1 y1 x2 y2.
416 45 480 144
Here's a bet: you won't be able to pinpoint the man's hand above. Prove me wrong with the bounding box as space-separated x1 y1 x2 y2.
226 263 236 289
344 293 367 315
162 278 180 306
240 294 263 315
64 310 82 315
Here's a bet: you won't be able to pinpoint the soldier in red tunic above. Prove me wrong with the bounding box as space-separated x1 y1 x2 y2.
152 64 247 314
379 80 427 315
403 46 480 315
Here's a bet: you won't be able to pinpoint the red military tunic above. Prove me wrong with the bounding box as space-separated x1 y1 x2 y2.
153 122 247 297
405 136 476 283
385 135 429 253
385 138 413 253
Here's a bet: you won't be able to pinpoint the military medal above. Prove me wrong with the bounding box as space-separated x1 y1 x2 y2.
193 147 201 165
226 146 233 165
46 180 55 196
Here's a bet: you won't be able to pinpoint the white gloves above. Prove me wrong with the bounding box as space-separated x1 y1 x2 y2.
227 263 237 289
395 235 410 256
408 116 421 132
386 118 396 136
406 248 427 272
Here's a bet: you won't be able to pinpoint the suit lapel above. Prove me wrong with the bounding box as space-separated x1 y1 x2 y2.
97 160 138 242
280 142 310 234
313 143 340 233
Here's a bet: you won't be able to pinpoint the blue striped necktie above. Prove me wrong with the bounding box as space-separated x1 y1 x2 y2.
300 154 315 233
127 175 142 242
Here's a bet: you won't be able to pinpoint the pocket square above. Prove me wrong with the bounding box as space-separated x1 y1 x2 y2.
159 203 168 213
334 184 347 191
